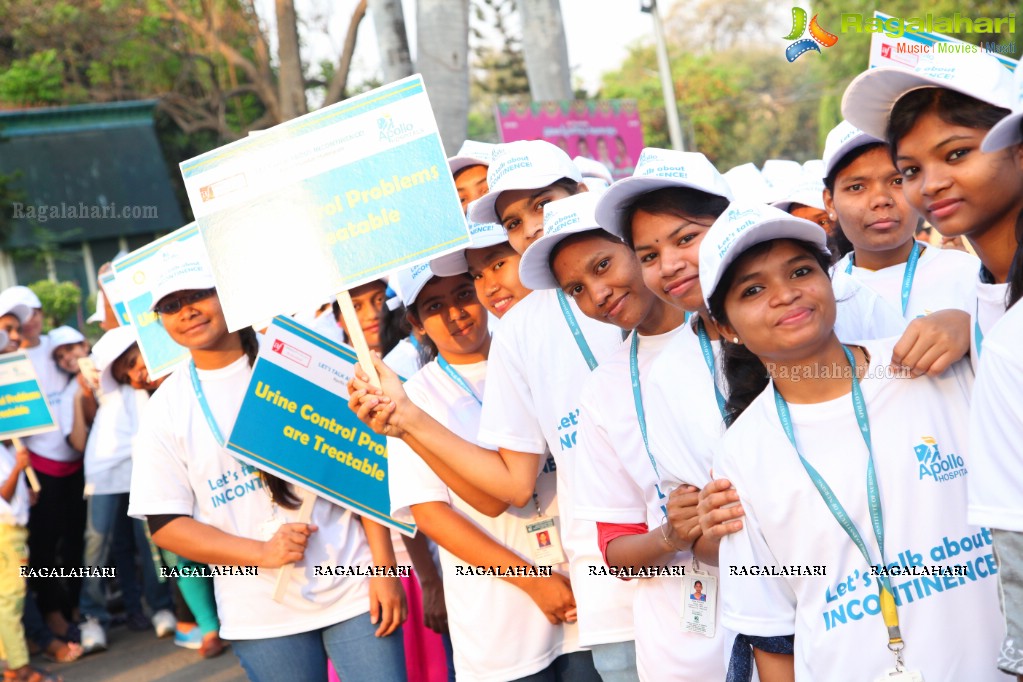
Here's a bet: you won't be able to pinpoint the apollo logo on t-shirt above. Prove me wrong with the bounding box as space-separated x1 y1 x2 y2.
915 435 967 483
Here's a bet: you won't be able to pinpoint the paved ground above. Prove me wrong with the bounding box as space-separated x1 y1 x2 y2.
30 626 247 682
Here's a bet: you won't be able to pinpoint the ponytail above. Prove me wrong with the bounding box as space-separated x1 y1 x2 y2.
239 326 301 509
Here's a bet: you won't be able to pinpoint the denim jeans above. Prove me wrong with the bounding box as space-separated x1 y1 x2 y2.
590 640 640 682
512 651 604 682
79 493 171 626
231 612 406 682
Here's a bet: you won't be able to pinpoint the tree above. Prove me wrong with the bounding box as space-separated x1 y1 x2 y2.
467 0 530 142
367 0 414 83
417 0 470 154
517 0 572 101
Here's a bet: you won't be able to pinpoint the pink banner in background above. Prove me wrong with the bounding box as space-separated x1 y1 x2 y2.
495 100 644 180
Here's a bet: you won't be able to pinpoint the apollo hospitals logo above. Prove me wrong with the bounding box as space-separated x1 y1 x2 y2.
377 114 415 144
784 7 838 62
915 435 967 483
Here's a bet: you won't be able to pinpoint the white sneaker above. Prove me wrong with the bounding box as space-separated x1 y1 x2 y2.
152 609 177 638
79 617 107 653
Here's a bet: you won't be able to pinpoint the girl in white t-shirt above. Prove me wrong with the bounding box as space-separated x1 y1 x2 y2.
128 271 407 681
524 191 727 681
383 265 586 681
703 202 1002 682
824 121 981 324
842 52 1023 372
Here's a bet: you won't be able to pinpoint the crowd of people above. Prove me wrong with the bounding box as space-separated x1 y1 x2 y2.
0 49 1021 682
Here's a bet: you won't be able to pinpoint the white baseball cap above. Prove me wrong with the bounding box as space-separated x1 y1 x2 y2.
430 220 510 277
842 51 1014 141
390 262 437 309
594 148 733 238
822 120 884 180
519 193 613 290
761 159 803 190
699 202 830 309
0 289 33 324
148 239 217 311
467 140 582 225
770 168 826 212
1 285 41 310
723 163 773 204
573 156 614 191
983 64 1023 152
448 140 496 176
48 325 86 348
91 325 139 395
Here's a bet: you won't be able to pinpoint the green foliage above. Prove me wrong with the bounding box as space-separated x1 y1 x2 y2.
27 280 82 332
469 0 528 141
0 49 66 104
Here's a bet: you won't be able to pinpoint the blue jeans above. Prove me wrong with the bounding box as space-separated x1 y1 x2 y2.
79 493 171 626
512 651 603 682
231 612 406 682
590 641 640 682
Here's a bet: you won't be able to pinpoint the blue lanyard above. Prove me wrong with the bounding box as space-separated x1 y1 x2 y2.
629 333 668 518
974 299 985 358
189 361 225 447
408 335 420 351
845 242 921 317
773 345 903 650
555 290 598 371
436 355 482 405
695 318 728 421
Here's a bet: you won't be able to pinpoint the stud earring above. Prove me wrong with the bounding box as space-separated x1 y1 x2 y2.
732 337 740 344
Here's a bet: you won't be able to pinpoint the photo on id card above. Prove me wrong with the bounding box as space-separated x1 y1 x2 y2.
681 573 716 637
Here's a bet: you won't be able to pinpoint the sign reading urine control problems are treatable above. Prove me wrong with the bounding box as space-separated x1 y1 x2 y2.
179 74 469 332
0 352 57 440
226 316 414 535
111 224 201 380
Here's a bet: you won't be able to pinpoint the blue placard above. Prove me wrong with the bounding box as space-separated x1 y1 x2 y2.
111 224 198 379
226 316 414 535
98 271 131 327
0 353 56 439
180 74 469 332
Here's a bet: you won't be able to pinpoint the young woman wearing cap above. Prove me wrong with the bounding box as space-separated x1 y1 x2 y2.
824 121 981 324
128 285 407 682
379 265 593 681
842 52 1023 372
356 141 630 679
962 65 1023 680
705 202 1002 682
536 192 727 680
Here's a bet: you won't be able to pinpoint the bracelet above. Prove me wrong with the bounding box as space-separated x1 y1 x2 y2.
660 518 689 553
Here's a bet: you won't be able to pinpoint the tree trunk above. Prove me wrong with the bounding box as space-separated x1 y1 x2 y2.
518 0 572 101
324 0 368 105
367 0 414 83
275 0 308 119
416 0 469 154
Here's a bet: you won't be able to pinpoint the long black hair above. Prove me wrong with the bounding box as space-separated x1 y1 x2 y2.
707 239 833 426
620 187 729 249
886 88 1010 160
241 326 301 509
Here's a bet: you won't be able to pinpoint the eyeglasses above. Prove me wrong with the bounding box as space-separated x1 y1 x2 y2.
154 289 216 315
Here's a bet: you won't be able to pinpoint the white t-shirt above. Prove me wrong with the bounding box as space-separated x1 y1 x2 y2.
23 337 79 462
0 445 29 526
83 385 148 496
383 338 421 380
832 242 980 319
830 274 907 344
128 355 373 640
389 359 572 681
575 327 727 680
478 288 636 647
716 341 1002 681
968 301 1023 531
972 279 1009 374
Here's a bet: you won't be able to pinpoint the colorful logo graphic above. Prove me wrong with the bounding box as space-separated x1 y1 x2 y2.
914 435 967 483
784 7 839 62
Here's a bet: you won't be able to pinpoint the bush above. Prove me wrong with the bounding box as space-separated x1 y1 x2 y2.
27 280 81 332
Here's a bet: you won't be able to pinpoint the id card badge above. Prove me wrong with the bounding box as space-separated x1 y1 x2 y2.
525 516 566 566
681 572 716 637
873 671 924 682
